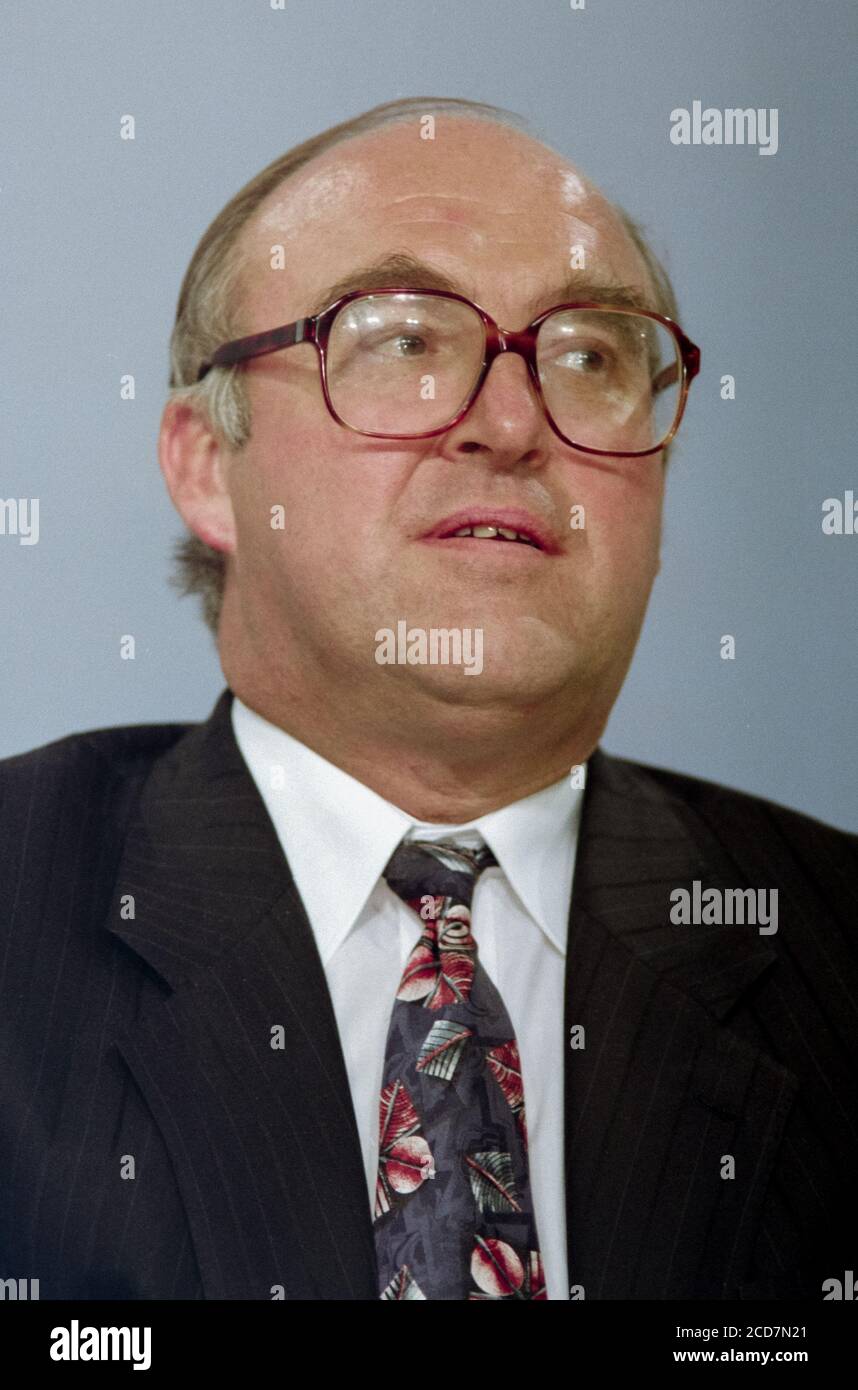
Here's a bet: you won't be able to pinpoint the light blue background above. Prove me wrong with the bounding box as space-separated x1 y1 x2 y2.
2 0 855 830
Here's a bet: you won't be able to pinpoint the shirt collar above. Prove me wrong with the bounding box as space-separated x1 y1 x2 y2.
230 695 584 964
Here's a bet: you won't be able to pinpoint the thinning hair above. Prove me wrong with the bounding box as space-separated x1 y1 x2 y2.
165 96 682 635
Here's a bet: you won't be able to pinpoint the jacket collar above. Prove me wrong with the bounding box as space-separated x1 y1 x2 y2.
573 745 781 1020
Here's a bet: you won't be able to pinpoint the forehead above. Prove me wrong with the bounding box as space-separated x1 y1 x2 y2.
238 117 653 322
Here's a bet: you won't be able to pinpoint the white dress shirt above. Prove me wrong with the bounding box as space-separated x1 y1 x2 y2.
230 694 585 1300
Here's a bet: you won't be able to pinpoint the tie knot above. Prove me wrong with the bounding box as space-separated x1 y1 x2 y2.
383 838 497 912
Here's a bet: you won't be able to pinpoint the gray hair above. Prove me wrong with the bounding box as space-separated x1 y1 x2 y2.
165 96 681 634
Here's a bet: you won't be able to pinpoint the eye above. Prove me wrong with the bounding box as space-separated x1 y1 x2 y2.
560 347 608 373
367 328 430 358
386 333 426 357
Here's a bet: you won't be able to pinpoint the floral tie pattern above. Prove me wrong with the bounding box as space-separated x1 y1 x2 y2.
374 838 546 1300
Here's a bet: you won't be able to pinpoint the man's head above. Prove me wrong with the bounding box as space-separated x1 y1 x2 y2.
159 97 691 795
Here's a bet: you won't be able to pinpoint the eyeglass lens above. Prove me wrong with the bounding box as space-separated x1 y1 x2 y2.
325 293 682 451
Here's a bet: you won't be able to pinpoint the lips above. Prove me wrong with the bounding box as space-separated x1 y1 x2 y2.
422 508 559 554
446 524 539 548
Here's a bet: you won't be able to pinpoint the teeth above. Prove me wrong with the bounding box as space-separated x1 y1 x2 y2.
449 525 537 546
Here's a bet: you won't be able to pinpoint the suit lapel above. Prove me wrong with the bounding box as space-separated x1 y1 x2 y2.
564 748 799 1298
107 690 377 1299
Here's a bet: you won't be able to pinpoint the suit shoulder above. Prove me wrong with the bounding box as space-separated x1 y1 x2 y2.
0 716 199 933
634 757 852 838
602 750 858 889
0 716 194 811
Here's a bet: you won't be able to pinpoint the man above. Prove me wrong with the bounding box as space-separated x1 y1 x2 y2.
1 97 856 1302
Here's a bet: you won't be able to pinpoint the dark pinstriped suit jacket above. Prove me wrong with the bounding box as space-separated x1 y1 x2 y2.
1 687 856 1300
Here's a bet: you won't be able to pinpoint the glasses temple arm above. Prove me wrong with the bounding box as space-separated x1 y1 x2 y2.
196 319 314 382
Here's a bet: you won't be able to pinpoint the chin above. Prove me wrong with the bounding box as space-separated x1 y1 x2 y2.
397 657 576 709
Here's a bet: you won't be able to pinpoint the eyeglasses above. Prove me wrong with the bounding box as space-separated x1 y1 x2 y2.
196 287 701 458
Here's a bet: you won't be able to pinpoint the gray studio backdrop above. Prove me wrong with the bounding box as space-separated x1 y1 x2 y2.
2 0 855 830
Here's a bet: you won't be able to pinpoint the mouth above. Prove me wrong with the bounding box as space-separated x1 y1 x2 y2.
421 509 558 555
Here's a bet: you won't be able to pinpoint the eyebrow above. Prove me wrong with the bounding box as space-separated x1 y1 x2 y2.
303 251 657 320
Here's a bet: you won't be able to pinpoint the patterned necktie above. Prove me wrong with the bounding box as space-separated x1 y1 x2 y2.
373 837 546 1301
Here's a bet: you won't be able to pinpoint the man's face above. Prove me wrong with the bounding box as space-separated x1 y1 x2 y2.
218 118 665 718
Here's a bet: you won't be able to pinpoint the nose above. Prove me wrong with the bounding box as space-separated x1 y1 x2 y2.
440 342 549 465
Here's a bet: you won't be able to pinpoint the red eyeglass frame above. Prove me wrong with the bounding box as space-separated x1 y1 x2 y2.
196 286 701 459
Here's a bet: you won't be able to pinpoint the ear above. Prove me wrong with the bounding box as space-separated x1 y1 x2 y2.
158 399 236 554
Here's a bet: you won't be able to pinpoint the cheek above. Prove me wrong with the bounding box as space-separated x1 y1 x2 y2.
230 435 404 598
233 421 331 547
580 467 664 586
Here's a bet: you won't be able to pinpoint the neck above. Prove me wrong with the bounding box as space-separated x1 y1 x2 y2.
221 646 605 825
